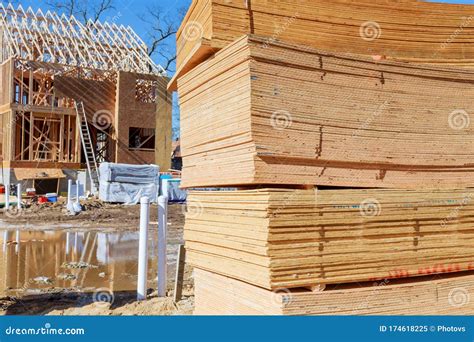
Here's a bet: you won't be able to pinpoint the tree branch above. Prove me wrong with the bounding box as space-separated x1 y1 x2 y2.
46 0 115 24
142 6 186 73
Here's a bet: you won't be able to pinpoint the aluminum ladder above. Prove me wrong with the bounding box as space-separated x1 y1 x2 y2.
75 101 100 194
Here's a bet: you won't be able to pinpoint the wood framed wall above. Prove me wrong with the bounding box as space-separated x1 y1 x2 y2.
0 58 172 171
0 59 81 169
115 71 171 169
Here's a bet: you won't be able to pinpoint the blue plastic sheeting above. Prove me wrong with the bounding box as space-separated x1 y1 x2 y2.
164 179 187 202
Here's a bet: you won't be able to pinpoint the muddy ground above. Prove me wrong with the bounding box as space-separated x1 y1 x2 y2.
0 198 185 230
0 200 195 316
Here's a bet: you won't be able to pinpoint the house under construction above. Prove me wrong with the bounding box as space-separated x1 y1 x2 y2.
0 4 172 193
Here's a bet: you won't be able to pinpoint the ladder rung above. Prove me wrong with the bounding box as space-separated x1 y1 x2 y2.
77 101 100 189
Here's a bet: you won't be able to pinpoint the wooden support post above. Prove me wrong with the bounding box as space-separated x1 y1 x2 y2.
173 244 186 303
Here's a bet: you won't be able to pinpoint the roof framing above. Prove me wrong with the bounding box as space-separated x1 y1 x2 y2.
0 3 166 75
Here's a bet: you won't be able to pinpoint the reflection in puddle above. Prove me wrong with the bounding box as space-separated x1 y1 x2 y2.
0 230 159 297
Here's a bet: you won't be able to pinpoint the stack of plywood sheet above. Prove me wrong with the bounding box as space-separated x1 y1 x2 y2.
171 0 474 90
185 188 474 290
173 0 474 316
194 269 474 315
179 35 474 189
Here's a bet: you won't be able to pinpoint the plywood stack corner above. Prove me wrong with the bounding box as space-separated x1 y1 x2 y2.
172 0 474 315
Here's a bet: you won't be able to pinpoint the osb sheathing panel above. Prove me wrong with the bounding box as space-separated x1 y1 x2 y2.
115 71 171 169
156 78 172 171
54 76 116 123
0 111 4 162
0 59 13 106
0 61 11 160
0 110 13 162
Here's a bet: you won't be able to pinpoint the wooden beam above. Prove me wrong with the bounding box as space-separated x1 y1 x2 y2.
173 244 186 302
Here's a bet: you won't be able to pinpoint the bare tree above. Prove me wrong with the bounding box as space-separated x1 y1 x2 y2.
46 0 115 23
143 6 187 74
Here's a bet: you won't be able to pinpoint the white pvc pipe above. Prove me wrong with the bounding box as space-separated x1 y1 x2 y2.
4 183 9 210
162 179 169 198
16 183 21 210
157 195 168 297
67 179 73 208
137 197 150 301
76 180 80 202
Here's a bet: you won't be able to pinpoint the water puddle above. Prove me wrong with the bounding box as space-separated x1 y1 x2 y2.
0 229 173 298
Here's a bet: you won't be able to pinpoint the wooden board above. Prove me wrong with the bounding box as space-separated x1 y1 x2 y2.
179 35 474 188
194 268 474 315
185 188 474 290
176 0 474 74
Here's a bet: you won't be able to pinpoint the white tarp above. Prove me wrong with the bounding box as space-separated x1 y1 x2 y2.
98 163 160 205
99 163 159 184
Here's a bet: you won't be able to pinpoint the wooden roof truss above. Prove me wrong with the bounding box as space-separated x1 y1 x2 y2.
0 3 166 76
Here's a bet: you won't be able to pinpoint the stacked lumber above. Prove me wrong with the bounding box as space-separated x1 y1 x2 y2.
175 0 474 84
179 35 474 189
194 269 474 315
174 0 474 316
185 188 474 290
